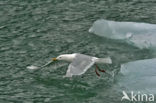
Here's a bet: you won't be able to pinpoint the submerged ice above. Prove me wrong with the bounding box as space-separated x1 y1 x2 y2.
117 58 156 94
89 19 156 49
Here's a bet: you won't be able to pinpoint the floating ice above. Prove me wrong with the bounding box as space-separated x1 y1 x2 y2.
27 60 53 70
89 19 156 49
27 65 39 69
117 58 156 93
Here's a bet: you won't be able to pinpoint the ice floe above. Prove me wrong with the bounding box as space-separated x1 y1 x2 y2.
89 19 156 49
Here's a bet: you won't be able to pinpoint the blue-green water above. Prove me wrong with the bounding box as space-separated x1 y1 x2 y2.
0 0 156 103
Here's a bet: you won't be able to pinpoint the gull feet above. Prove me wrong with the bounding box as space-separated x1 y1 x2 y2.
95 64 106 76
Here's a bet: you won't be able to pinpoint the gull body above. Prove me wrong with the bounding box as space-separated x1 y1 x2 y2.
53 53 112 77
55 53 112 64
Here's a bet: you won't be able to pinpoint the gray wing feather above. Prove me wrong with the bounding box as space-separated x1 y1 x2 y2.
65 54 95 77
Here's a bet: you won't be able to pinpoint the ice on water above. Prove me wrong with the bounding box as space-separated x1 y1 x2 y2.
27 65 39 69
117 58 156 93
89 19 156 49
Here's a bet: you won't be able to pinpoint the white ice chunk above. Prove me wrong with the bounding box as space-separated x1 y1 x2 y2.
89 19 156 49
27 65 39 69
118 58 156 93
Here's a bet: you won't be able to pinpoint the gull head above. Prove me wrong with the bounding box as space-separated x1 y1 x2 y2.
52 54 76 62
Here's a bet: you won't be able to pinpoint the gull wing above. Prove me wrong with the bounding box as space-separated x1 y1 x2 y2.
65 54 95 77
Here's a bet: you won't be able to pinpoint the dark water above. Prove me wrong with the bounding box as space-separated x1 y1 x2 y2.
0 0 156 103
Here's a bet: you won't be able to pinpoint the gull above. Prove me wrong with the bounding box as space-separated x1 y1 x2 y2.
52 53 112 77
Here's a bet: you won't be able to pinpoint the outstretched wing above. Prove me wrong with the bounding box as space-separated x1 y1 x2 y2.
65 54 95 77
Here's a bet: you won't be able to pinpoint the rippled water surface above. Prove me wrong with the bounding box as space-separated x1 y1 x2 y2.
0 0 156 103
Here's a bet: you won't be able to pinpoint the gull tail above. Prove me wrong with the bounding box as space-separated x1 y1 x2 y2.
97 57 112 64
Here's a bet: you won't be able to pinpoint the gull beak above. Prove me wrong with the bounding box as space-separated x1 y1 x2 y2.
52 58 57 61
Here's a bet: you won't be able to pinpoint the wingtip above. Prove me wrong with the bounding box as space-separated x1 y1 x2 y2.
108 57 112 64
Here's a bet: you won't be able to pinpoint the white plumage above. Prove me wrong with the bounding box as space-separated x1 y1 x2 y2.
54 53 112 77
